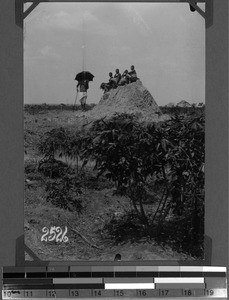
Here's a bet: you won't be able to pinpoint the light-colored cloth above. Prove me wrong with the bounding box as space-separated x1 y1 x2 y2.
75 91 87 106
78 92 87 105
118 77 127 85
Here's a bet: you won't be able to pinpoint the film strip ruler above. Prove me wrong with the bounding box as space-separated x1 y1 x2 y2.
2 266 227 299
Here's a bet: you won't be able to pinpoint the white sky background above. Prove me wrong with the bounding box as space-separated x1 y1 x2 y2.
24 2 205 106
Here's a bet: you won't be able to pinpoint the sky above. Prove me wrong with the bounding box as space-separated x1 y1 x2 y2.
24 2 205 106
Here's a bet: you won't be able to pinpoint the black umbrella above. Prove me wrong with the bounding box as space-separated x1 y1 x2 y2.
75 71 94 82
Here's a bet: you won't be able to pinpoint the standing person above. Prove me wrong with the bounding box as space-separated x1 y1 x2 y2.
76 79 89 111
128 65 138 82
114 69 121 85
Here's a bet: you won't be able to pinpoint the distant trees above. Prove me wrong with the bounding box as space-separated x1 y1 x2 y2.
24 103 97 114
160 105 205 116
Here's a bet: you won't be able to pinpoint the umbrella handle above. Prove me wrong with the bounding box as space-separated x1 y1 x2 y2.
73 90 79 111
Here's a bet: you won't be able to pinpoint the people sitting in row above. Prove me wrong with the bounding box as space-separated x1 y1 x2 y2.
117 66 138 85
100 66 138 93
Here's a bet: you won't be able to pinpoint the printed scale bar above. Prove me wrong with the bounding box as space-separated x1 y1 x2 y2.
2 266 227 298
2 284 105 290
179 267 227 272
2 278 207 288
105 283 155 290
24 0 206 3
53 278 103 284
2 266 226 272
1 276 212 285
2 266 227 278
155 283 206 289
1 288 228 299
154 277 205 283
3 272 227 278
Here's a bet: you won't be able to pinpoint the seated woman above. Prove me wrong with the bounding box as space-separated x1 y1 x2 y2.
114 69 121 85
109 72 117 88
118 70 129 86
127 65 138 82
100 72 116 93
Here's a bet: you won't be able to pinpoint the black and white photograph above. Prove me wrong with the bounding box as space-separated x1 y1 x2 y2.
24 2 205 261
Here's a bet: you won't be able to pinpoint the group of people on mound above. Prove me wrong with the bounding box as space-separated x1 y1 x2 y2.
100 65 138 93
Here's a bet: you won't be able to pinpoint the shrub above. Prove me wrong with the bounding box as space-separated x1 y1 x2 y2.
45 175 83 212
37 111 204 256
80 112 204 255
38 159 68 178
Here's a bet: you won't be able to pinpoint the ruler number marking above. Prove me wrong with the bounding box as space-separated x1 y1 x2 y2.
71 290 79 297
3 291 12 298
93 290 102 297
114 290 124 297
205 289 214 296
47 290 56 297
24 290 33 297
183 289 193 296
138 290 147 297
160 289 169 296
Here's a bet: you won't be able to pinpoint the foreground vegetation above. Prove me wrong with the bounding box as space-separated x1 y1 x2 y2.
24 106 205 259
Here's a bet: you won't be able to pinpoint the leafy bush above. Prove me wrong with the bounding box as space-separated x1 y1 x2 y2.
38 159 68 178
25 159 37 175
38 127 70 160
80 112 204 255
45 175 83 212
38 127 85 174
102 211 149 244
79 170 114 191
37 111 204 256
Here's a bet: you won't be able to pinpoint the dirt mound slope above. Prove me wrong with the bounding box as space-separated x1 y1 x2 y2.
76 80 169 125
